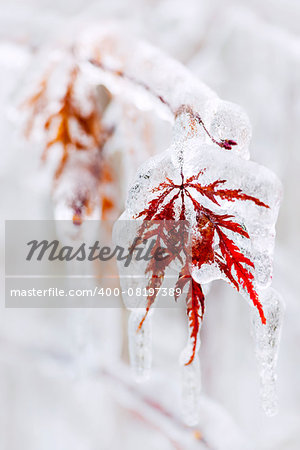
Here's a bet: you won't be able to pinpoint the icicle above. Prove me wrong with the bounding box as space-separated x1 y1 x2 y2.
128 308 152 382
252 288 285 416
55 215 99 369
180 329 201 426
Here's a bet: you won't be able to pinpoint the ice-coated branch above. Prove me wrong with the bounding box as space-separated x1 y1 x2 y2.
78 25 241 152
76 24 216 116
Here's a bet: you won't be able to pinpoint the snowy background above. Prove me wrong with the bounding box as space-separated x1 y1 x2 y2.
0 0 299 449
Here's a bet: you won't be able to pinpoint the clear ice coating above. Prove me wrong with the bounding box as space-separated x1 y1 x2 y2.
124 110 282 299
20 23 284 424
204 98 252 159
53 150 102 223
111 40 283 421
252 288 285 416
128 308 152 382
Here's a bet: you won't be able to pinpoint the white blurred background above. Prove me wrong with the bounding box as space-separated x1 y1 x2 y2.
0 0 299 449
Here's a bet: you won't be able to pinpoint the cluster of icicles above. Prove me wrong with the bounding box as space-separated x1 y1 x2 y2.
22 24 284 425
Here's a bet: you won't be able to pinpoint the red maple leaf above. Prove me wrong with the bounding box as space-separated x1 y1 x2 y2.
133 169 269 365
